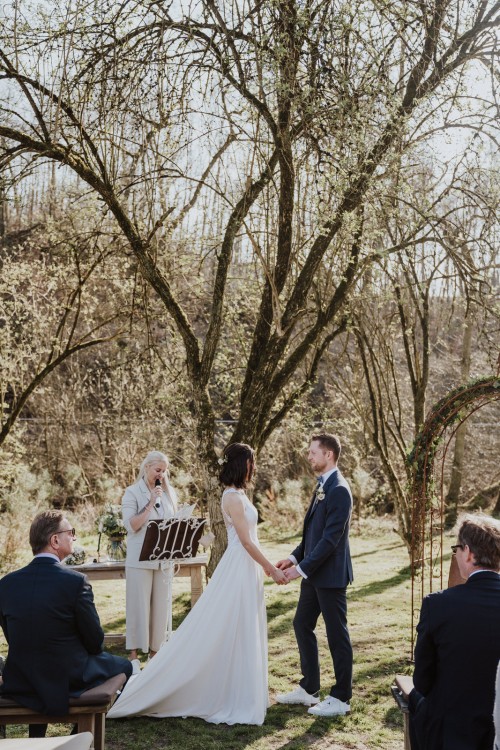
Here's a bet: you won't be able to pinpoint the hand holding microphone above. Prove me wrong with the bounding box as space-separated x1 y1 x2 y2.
153 478 162 509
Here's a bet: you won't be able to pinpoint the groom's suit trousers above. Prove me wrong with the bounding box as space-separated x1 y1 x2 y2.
293 579 353 702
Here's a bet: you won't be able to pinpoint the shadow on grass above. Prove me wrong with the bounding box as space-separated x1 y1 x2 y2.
107 713 275 750
266 704 352 749
267 595 298 637
350 566 411 600
172 596 191 629
351 542 405 560
106 702 351 750
383 705 405 729
354 655 412 683
102 615 127 632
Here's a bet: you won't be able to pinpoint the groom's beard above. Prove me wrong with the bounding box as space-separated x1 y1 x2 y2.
309 459 328 475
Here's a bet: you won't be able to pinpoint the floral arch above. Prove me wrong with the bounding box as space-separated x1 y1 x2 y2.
406 374 500 649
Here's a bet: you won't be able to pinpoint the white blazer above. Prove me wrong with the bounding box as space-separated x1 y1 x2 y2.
122 478 177 569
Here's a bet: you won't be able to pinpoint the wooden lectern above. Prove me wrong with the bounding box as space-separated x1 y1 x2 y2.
139 517 207 639
139 517 207 562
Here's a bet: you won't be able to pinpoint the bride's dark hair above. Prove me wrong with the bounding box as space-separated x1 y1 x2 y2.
218 443 255 488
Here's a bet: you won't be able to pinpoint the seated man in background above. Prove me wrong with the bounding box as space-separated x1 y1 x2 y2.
0 510 132 737
409 514 500 750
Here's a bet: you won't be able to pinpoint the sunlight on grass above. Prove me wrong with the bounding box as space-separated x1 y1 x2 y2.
1 518 411 748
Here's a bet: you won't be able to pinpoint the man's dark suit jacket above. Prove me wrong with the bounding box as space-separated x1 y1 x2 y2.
291 469 353 588
0 556 131 714
411 571 500 750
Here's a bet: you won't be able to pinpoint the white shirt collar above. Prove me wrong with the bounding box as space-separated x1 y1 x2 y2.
35 553 60 562
319 467 338 484
468 568 498 578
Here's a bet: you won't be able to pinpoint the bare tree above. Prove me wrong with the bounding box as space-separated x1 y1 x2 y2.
0 222 133 445
1 0 499 568
336 159 499 545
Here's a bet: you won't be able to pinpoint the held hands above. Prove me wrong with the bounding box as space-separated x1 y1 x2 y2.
283 566 301 582
264 559 302 584
275 559 301 582
275 558 293 570
267 565 288 585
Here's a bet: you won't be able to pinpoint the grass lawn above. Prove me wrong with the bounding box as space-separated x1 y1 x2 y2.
1 518 416 749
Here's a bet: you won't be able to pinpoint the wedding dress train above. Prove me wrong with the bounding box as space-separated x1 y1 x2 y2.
107 489 268 725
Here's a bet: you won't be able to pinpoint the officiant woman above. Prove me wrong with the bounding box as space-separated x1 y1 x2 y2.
122 450 178 671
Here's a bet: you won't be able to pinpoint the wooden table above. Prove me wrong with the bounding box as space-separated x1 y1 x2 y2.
73 556 208 643
73 556 207 607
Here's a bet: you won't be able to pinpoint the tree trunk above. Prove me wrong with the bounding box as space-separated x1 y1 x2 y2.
190 381 223 577
445 309 473 526
201 463 225 578
0 184 5 237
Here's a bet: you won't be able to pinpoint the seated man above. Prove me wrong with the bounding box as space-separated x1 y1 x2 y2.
409 513 500 750
0 510 132 735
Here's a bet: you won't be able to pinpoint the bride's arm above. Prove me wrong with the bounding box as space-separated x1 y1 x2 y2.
223 492 287 584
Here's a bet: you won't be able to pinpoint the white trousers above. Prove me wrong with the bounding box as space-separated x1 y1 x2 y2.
125 566 171 653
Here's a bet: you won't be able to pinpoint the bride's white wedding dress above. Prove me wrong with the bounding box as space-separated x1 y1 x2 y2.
107 488 268 725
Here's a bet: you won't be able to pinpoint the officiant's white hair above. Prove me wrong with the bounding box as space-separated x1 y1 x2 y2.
136 451 178 508
137 450 169 479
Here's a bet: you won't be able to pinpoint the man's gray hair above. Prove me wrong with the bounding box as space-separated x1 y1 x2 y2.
30 510 65 554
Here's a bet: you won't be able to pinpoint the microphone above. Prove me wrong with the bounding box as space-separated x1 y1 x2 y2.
154 478 162 509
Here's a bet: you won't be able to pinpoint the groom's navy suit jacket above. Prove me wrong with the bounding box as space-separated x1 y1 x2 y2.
291 469 353 589
0 556 131 714
410 571 500 750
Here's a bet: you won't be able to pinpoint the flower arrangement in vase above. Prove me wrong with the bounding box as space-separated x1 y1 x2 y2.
96 504 127 561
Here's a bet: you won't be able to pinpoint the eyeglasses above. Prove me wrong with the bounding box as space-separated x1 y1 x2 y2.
451 543 464 554
54 528 76 538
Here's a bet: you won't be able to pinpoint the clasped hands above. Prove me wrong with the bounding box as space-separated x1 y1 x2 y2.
268 558 302 585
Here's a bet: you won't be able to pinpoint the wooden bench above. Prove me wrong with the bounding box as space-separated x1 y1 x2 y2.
391 674 414 750
0 673 126 750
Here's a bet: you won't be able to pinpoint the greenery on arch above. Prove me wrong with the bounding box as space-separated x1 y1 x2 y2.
407 375 500 503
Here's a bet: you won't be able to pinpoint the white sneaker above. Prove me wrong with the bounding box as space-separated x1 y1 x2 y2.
276 686 320 706
130 658 141 675
308 696 350 716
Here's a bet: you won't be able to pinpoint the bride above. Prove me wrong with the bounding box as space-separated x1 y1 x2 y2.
107 442 287 725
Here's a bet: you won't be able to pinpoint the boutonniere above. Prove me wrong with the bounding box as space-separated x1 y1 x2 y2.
315 486 325 502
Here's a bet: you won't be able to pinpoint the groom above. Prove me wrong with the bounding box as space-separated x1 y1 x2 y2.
276 432 353 717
